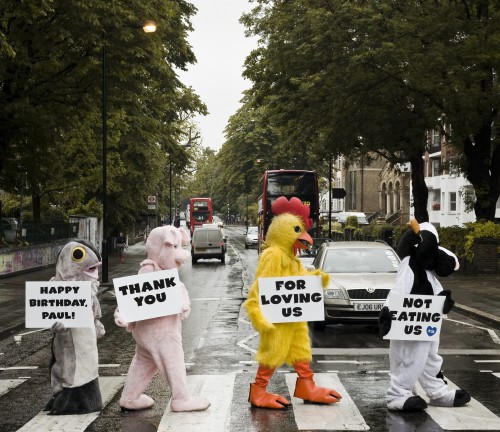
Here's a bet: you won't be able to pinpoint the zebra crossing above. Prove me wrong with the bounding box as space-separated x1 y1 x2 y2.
1 371 500 431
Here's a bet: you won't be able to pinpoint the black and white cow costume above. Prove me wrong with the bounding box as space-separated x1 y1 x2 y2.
379 220 471 412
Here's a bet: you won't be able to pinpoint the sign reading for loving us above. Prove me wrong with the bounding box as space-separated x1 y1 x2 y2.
113 268 184 323
383 293 445 341
258 275 324 323
25 281 93 328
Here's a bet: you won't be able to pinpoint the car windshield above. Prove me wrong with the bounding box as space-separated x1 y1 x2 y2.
247 227 258 235
322 248 399 273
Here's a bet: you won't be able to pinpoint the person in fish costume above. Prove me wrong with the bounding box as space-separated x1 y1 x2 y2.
45 239 105 415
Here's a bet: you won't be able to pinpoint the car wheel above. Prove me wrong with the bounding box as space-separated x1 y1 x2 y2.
245 244 248 249
221 255 225 263
313 321 326 331
192 257 197 265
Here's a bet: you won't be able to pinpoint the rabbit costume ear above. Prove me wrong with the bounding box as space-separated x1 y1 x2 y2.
435 246 459 277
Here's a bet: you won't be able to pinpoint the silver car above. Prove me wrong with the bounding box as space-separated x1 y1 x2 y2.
310 241 400 329
245 226 259 249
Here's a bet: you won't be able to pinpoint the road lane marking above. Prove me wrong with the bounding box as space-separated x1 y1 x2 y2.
416 378 500 430
285 373 369 431
158 374 235 432
13 328 47 344
474 359 500 363
316 360 374 364
0 379 28 397
16 376 124 432
236 332 258 354
0 366 38 370
98 364 120 368
312 348 500 356
446 318 500 345
494 373 500 380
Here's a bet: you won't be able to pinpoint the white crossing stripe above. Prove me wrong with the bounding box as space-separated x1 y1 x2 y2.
0 378 28 397
16 376 124 432
158 374 235 432
416 378 500 430
285 373 369 431
494 373 500 380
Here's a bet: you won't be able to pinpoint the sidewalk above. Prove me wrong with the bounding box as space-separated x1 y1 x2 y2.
0 241 148 338
0 240 499 339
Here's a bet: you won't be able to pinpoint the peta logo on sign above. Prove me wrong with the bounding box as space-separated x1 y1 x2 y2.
383 294 445 341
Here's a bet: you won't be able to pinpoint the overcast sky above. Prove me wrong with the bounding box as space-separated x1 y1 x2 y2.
180 0 257 151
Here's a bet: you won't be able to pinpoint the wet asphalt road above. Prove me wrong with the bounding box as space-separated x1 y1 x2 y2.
0 226 499 432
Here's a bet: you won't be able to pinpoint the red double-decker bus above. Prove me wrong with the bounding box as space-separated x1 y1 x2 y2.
258 170 320 253
189 197 213 235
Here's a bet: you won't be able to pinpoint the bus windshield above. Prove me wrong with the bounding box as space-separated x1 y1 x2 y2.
258 170 319 252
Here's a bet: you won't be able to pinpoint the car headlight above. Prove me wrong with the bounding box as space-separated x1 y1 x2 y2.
325 289 346 299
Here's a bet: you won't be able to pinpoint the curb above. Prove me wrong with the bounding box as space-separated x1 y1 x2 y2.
454 303 500 330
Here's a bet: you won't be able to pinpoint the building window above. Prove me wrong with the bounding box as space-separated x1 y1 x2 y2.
431 159 440 177
449 192 457 212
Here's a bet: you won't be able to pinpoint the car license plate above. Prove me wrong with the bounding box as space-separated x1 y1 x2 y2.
196 248 207 251
354 303 383 311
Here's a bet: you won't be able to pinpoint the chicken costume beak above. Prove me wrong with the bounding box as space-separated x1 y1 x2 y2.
295 230 313 250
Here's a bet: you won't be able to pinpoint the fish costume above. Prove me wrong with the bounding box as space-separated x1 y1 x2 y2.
45 240 105 415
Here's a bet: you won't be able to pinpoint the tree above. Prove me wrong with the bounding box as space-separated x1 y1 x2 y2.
241 0 500 222
0 0 206 230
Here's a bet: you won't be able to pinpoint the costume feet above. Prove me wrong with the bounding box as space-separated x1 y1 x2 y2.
119 394 154 411
171 395 210 412
294 378 342 404
249 383 291 409
430 389 471 407
401 395 428 412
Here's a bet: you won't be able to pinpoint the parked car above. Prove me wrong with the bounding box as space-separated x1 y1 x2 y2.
245 226 258 249
332 212 369 225
191 225 226 264
308 241 400 329
298 238 331 266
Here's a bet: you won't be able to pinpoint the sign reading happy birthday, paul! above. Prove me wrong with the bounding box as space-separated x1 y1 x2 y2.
113 269 183 323
25 281 93 328
258 275 324 323
383 293 445 341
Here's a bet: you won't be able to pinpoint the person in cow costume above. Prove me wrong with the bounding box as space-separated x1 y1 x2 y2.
379 219 471 411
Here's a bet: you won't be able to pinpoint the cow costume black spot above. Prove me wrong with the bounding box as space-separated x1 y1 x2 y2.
379 220 471 412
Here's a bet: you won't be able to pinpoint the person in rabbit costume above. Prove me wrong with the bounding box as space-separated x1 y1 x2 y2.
379 219 470 412
45 239 105 415
115 225 210 412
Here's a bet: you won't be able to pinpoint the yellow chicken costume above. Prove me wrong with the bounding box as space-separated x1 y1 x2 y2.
244 196 342 409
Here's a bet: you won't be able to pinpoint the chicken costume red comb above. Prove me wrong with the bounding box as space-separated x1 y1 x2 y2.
271 196 312 230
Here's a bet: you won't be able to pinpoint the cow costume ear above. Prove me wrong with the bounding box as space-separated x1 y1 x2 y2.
435 247 459 277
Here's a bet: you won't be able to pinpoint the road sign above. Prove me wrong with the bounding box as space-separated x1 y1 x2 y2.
331 188 347 199
147 195 157 204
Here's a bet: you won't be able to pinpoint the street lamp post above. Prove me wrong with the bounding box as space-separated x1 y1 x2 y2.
168 143 191 226
101 22 156 284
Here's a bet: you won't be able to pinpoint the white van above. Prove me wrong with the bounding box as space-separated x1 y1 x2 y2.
191 226 226 264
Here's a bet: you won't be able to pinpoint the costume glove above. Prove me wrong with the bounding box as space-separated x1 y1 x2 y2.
438 290 455 314
378 306 393 337
51 321 67 333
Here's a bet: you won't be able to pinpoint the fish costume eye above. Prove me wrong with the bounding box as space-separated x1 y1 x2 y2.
71 246 86 262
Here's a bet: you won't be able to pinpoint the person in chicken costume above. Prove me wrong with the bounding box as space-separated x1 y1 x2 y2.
45 239 105 415
379 219 471 411
115 225 210 412
244 196 342 409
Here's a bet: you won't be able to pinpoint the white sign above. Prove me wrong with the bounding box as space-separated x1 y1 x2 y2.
25 281 93 328
258 275 324 323
147 195 157 203
113 269 184 323
383 293 445 341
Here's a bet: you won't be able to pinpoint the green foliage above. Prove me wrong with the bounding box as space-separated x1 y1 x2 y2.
241 0 500 222
437 226 469 260
345 216 359 229
463 222 500 262
0 0 205 230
